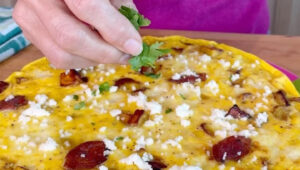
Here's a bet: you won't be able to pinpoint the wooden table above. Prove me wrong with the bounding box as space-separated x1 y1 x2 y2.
0 29 300 80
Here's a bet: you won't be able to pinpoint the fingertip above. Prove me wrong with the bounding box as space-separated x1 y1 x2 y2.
123 39 143 56
118 54 132 64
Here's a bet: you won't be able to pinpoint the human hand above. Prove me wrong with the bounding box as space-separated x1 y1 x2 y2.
13 0 142 69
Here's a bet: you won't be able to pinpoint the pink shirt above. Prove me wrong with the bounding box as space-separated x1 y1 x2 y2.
134 0 270 34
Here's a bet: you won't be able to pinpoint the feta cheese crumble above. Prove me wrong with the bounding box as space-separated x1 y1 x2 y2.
256 112 268 127
120 153 152 170
39 137 58 151
204 80 219 95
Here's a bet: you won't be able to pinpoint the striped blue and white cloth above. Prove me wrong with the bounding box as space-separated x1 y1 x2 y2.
0 7 30 62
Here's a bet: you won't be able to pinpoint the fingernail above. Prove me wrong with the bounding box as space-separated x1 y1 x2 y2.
124 39 142 55
119 54 131 64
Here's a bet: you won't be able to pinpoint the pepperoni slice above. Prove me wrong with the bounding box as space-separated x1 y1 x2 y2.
114 78 140 87
120 109 145 125
169 73 207 84
212 136 251 162
0 81 9 94
273 90 290 106
148 160 167 170
225 105 251 119
64 141 107 170
60 69 88 87
0 96 28 110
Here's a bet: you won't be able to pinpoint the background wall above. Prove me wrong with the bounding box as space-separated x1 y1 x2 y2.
268 0 300 35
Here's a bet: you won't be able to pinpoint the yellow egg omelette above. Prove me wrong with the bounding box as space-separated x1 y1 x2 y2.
0 36 300 170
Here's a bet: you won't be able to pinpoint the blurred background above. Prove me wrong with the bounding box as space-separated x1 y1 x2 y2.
0 0 299 36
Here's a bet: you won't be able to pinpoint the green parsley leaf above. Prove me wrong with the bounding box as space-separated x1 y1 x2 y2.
165 108 173 114
73 95 79 101
99 82 110 94
92 90 97 96
119 6 150 30
115 136 124 141
129 42 170 71
74 101 85 110
179 94 186 100
145 73 161 79
293 79 300 93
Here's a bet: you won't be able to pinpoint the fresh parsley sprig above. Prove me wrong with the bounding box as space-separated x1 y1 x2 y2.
119 6 150 30
293 79 300 93
129 42 169 71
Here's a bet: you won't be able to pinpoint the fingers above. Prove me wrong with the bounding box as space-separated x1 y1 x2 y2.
64 0 142 55
13 1 100 69
24 0 130 65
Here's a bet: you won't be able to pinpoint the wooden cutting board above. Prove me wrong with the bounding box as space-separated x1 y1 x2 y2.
0 29 300 80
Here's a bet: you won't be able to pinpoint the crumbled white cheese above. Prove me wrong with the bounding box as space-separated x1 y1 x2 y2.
256 112 268 127
109 86 118 93
162 136 183 150
128 92 147 107
219 164 225 170
204 80 219 95
99 165 108 170
176 104 193 118
64 141 70 147
261 166 268 170
206 109 237 138
21 102 51 117
99 127 106 132
145 101 162 114
169 165 202 170
231 74 240 82
263 86 272 97
178 82 201 98
172 69 198 80
134 136 154 151
120 153 152 170
63 95 73 102
5 95 14 101
59 129 72 138
35 94 48 105
142 152 153 162
110 109 122 117
200 54 212 63
66 116 73 122
144 115 163 127
103 138 117 151
232 60 241 69
218 59 231 68
16 135 30 143
39 138 58 151
47 99 57 107
181 120 191 127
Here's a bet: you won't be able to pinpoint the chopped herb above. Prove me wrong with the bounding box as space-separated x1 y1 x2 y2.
99 82 110 94
74 101 85 110
165 108 173 114
179 94 186 100
73 95 79 101
115 136 124 141
91 122 95 126
119 6 150 30
129 42 170 71
145 73 161 79
293 79 300 93
92 90 97 96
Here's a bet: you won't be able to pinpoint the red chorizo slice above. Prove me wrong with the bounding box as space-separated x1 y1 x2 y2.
273 90 290 106
64 141 107 170
60 69 88 87
0 81 9 94
114 78 140 87
148 160 167 170
0 96 28 110
212 136 251 162
169 73 207 84
120 109 145 125
225 105 251 119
